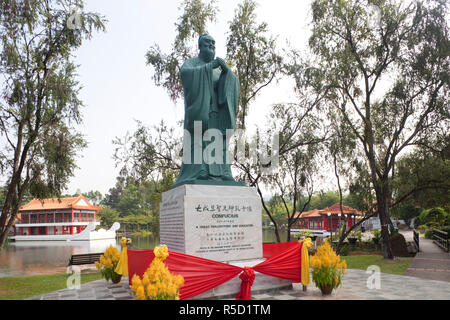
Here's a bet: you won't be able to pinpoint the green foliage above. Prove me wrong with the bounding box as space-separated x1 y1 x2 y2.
372 229 381 241
339 244 350 256
424 229 434 240
98 207 120 228
101 173 174 235
226 0 282 129
145 0 218 102
113 120 181 185
82 190 103 205
295 229 313 239
349 230 362 243
418 207 448 227
306 191 340 210
0 0 106 248
298 0 449 259
391 204 421 228
393 148 450 210
438 225 450 234
416 224 427 231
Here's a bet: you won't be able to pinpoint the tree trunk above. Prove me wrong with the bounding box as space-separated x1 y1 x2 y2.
375 184 394 259
256 186 281 242
0 179 20 250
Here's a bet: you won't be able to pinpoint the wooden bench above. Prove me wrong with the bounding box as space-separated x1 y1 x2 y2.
67 253 103 272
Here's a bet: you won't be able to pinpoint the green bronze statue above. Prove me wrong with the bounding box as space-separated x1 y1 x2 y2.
172 34 244 188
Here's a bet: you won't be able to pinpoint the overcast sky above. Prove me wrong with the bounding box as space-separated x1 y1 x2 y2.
67 0 313 196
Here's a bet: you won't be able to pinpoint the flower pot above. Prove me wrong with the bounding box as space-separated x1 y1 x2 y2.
111 273 122 284
319 285 333 295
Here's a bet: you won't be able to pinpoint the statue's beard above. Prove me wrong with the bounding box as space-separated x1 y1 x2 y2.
200 48 215 63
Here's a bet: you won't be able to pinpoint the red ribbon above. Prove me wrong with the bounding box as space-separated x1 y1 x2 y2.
127 241 302 300
235 267 255 300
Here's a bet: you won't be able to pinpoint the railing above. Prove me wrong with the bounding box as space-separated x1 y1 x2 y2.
413 229 420 251
433 228 449 252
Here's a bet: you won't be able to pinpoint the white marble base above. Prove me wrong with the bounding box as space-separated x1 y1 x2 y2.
188 258 293 299
160 184 263 262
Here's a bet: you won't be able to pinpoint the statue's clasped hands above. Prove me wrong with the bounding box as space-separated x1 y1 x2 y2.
212 57 228 72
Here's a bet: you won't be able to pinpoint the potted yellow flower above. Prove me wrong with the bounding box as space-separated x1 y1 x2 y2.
130 245 184 300
310 241 347 295
95 245 122 284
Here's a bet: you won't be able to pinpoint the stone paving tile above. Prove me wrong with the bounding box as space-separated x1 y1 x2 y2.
273 294 297 300
24 256 450 301
251 293 272 299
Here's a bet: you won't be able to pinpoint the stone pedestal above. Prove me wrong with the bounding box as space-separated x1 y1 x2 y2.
160 184 263 262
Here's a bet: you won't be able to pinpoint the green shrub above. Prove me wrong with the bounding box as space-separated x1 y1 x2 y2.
424 229 434 239
339 244 351 256
372 229 381 240
419 207 448 227
414 216 422 228
439 225 450 233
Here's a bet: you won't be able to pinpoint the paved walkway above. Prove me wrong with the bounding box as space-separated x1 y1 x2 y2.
26 230 450 300
402 230 450 282
26 268 450 300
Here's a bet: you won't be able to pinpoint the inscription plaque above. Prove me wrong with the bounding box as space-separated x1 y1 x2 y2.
160 185 263 262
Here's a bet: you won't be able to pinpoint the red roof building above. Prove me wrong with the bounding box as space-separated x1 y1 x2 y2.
14 195 102 237
292 203 362 232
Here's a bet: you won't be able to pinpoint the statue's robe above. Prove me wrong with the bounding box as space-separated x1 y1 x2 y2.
173 56 240 188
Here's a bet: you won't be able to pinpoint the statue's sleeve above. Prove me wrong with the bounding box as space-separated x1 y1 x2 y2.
180 60 214 132
217 70 240 131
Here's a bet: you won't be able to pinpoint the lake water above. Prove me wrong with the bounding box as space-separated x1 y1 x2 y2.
0 229 289 278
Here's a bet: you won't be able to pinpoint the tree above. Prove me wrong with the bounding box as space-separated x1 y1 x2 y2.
113 120 181 183
0 0 106 249
298 0 449 258
392 145 450 210
101 174 174 235
226 0 282 129
234 102 326 242
390 203 421 227
82 190 103 205
145 0 218 102
98 206 119 228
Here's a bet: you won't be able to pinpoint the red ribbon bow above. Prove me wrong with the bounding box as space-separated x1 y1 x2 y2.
236 267 255 300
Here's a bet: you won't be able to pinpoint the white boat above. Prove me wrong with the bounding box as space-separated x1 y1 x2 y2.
10 222 120 242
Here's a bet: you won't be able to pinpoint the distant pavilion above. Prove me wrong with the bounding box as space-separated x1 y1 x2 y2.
292 203 362 232
14 195 102 237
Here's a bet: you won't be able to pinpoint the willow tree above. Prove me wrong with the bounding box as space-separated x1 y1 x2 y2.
226 0 282 129
299 0 449 258
0 0 106 248
145 0 218 103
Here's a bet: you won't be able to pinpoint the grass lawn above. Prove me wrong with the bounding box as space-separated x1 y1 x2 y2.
0 271 103 300
342 255 413 275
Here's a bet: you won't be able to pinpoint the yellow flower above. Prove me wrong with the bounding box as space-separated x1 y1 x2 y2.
130 246 184 300
136 285 146 300
154 244 169 261
142 273 150 287
147 284 157 297
131 274 142 292
310 241 346 290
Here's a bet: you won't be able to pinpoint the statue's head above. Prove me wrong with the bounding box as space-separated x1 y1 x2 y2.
198 33 215 63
